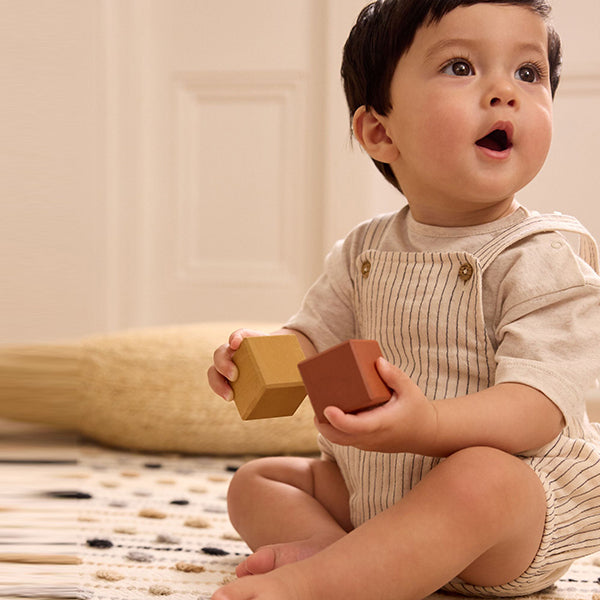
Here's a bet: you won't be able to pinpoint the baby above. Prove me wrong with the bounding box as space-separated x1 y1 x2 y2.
208 1 600 599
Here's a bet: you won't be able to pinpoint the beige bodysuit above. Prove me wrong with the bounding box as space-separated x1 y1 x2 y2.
286 206 600 597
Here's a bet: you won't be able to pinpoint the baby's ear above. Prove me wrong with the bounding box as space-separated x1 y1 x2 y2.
352 106 400 164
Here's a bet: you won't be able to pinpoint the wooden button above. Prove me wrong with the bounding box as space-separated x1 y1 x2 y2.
361 260 371 278
458 263 473 281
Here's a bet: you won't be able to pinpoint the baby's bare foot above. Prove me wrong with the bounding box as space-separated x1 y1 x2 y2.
235 536 341 578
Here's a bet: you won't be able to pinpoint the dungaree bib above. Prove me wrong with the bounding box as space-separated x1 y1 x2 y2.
318 213 600 597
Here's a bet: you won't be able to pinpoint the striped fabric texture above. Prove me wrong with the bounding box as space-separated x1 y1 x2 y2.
315 212 600 597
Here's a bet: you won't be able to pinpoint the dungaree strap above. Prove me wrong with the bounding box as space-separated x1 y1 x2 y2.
474 213 599 274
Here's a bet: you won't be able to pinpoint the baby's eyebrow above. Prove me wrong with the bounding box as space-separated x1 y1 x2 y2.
425 38 547 61
511 41 548 59
424 38 476 61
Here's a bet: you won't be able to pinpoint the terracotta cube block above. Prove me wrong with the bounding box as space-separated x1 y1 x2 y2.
298 339 392 423
231 335 307 420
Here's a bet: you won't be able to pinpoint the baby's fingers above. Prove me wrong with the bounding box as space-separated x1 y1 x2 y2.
322 406 365 433
207 363 234 402
324 402 392 432
208 329 269 402
208 342 240 401
228 328 267 350
316 409 379 448
212 342 239 382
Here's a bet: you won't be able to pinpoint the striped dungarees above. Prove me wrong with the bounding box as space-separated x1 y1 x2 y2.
318 213 600 597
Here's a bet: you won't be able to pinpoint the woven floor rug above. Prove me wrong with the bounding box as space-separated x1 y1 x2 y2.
2 424 600 600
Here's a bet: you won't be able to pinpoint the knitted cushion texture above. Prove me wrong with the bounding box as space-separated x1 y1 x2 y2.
0 323 318 455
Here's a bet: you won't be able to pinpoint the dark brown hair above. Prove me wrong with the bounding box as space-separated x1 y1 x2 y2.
342 0 562 190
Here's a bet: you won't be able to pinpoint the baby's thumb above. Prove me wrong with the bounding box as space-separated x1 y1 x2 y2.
375 357 410 393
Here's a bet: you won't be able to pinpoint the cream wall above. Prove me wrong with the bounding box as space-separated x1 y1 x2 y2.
1 2 106 342
2 0 599 344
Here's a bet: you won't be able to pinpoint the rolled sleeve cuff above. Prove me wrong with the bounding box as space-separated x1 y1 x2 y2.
495 357 585 430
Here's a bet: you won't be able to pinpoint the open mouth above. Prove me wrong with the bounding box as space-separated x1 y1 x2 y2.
476 128 513 152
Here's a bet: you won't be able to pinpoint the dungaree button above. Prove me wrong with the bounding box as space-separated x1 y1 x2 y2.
458 263 474 281
361 260 371 278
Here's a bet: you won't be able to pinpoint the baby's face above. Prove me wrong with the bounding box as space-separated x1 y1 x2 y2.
381 4 553 225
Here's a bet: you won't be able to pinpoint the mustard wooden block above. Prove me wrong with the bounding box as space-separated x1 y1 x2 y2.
231 335 307 420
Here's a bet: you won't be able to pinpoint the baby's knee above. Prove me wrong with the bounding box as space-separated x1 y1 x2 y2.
440 447 543 521
227 457 269 504
227 456 306 507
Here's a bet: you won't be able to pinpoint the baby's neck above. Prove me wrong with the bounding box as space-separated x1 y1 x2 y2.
408 198 520 227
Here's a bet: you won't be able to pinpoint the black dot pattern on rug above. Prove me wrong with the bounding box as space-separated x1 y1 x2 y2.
75 457 293 598
87 538 114 549
48 490 93 499
201 546 230 556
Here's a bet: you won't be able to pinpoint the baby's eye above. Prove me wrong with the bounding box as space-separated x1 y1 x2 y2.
442 59 475 77
515 64 541 83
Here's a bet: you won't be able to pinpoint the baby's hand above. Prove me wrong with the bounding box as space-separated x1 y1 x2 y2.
315 358 438 454
207 329 267 401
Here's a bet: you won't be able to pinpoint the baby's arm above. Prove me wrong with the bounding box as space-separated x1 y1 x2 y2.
426 381 564 455
318 358 564 457
207 327 317 402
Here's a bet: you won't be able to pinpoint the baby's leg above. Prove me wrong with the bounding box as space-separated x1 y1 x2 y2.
227 455 352 576
213 446 548 600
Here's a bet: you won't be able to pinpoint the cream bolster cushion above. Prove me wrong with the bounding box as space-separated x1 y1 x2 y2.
0 322 319 455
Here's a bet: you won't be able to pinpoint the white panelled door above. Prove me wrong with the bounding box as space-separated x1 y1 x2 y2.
106 0 327 329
